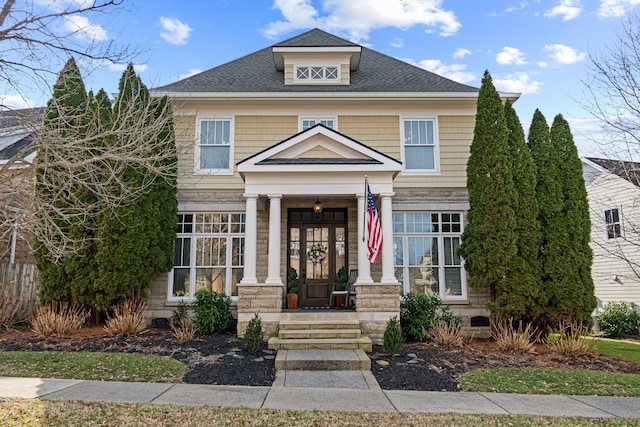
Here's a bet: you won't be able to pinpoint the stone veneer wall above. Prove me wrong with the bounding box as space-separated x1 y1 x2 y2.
355 282 401 343
236 283 284 338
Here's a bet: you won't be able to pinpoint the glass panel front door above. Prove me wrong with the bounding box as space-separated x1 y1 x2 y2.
288 209 347 308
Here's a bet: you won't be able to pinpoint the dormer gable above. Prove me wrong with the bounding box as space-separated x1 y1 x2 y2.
272 29 361 86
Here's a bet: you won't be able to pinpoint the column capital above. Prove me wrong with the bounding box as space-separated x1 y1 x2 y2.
379 192 395 198
267 194 283 199
243 193 259 199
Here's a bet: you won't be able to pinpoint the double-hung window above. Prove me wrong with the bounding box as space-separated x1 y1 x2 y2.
196 118 232 173
170 213 245 300
393 212 465 300
402 119 438 173
605 208 622 239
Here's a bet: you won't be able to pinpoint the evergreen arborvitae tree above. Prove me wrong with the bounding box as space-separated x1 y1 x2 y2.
527 109 560 332
94 64 177 308
35 58 88 304
497 101 545 322
549 114 596 326
64 89 112 309
459 71 517 305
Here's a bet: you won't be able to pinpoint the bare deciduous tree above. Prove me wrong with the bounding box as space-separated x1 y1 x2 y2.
582 13 640 159
0 0 138 108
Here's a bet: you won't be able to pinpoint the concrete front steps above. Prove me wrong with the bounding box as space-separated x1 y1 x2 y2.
267 315 372 353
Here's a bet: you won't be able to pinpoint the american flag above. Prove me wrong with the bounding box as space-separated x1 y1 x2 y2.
366 179 383 264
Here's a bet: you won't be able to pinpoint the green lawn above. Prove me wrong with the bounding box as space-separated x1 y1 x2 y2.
1 399 635 427
461 367 640 396
0 351 186 383
592 337 640 363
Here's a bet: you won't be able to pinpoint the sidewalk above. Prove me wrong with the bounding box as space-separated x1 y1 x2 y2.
1 376 639 418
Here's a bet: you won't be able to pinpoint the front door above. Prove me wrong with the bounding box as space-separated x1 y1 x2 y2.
288 209 347 308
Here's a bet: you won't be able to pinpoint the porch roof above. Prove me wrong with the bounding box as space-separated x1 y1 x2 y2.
237 124 401 196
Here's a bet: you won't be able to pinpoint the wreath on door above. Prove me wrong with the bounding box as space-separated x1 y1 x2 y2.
307 243 327 265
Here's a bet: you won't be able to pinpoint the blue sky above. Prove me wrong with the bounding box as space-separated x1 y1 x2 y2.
3 0 639 156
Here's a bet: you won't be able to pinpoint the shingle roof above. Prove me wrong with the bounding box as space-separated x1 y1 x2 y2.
153 28 478 94
0 107 43 160
586 157 640 187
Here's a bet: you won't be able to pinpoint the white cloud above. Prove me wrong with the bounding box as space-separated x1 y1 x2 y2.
544 44 586 64
64 16 108 41
493 72 542 94
263 0 461 41
453 48 471 59
415 59 475 84
390 38 404 48
505 2 528 13
597 0 640 17
108 63 149 73
0 94 36 110
496 47 527 65
159 17 193 45
545 0 582 20
179 69 202 80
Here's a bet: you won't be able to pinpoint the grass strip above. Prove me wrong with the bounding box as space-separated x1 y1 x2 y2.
1 399 634 427
461 367 640 396
0 351 186 383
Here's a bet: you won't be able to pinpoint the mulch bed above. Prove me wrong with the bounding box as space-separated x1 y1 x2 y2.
2 325 640 391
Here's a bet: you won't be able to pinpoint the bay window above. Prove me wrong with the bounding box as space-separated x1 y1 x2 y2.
394 212 466 300
170 213 245 300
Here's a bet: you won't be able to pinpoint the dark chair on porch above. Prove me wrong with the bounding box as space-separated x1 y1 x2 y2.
331 269 358 309
345 269 358 308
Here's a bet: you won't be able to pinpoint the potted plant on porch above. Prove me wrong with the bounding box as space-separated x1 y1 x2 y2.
334 266 348 309
287 267 298 309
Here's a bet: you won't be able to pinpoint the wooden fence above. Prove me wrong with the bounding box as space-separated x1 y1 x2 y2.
0 263 39 309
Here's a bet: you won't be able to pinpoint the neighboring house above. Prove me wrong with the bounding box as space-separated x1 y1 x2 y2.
583 157 640 312
148 28 519 342
0 107 42 265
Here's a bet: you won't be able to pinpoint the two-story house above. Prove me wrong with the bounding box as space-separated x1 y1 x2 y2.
148 29 519 343
583 157 640 313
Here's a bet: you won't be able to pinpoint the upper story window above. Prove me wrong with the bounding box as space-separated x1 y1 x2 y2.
196 118 233 174
301 117 336 131
605 208 622 239
296 66 339 82
402 119 439 173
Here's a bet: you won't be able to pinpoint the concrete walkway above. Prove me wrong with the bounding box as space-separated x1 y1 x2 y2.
1 375 639 418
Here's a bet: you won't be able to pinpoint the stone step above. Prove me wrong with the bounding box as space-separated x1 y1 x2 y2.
268 337 372 352
278 328 362 339
278 320 361 331
274 349 371 370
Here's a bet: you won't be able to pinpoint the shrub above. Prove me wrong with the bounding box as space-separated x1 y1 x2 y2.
492 318 536 354
598 301 640 338
400 292 459 341
383 315 404 355
0 281 28 330
170 300 190 328
172 316 197 342
104 300 148 337
30 302 90 337
432 320 465 347
550 320 595 356
243 313 263 355
192 289 231 334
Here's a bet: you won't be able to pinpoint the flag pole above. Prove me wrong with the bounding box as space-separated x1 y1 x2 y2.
363 175 367 243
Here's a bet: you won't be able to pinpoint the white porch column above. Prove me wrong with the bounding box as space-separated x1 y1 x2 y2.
380 192 397 283
240 193 258 284
265 194 282 284
356 193 373 283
